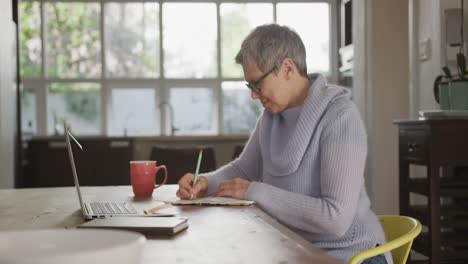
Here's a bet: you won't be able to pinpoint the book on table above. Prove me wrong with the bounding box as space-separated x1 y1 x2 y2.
78 216 188 236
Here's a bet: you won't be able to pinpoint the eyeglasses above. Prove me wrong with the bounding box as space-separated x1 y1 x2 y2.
245 68 275 94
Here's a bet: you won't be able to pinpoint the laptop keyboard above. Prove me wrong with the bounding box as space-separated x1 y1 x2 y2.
89 202 138 215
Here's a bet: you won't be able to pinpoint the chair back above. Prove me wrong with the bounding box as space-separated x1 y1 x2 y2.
348 215 422 264
150 146 216 184
232 145 244 160
379 215 421 264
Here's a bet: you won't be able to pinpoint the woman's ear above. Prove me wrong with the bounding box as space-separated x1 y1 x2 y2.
281 58 296 80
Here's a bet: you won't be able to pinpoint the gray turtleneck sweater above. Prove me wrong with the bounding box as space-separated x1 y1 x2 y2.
204 74 391 264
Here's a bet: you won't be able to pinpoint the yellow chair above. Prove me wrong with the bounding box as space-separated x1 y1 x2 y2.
348 215 422 264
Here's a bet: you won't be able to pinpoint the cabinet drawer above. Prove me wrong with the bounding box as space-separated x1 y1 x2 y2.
399 129 428 161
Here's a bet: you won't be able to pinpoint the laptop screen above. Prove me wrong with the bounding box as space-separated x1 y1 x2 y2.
64 122 87 216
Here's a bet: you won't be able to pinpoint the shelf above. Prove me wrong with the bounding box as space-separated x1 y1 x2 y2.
413 232 468 261
409 205 468 229
410 260 467 264
339 65 353 73
410 260 468 264
398 120 468 264
408 178 468 197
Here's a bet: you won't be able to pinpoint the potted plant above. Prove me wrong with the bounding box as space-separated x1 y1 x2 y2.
433 0 468 110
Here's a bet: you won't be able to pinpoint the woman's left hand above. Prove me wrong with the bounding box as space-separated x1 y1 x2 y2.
212 178 251 199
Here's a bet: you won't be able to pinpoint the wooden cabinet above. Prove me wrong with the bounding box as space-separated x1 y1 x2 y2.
23 138 133 188
396 119 468 264
21 135 249 188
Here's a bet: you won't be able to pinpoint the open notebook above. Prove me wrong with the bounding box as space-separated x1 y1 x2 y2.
170 197 255 206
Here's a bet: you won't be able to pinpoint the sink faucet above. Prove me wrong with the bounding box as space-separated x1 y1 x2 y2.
158 101 178 136
123 112 136 136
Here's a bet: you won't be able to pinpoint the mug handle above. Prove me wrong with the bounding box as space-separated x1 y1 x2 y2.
154 165 168 189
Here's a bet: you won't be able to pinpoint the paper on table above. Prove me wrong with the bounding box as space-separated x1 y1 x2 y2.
171 196 255 206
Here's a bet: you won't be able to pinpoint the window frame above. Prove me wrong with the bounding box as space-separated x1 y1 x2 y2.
19 0 339 136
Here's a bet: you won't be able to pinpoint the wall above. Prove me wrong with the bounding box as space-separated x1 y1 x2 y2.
362 0 468 214
410 0 468 117
353 0 409 214
0 0 16 189
412 0 441 116
352 0 370 194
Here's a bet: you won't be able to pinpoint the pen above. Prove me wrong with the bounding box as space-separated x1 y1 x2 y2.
192 149 203 187
144 203 173 215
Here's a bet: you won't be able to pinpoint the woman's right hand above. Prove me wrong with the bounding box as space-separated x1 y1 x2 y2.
176 173 208 200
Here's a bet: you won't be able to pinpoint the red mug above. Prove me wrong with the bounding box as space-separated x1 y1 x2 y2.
130 161 168 197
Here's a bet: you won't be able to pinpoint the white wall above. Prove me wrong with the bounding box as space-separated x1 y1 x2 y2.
354 0 409 214
352 0 372 195
360 0 467 214
0 0 16 189
410 0 467 117
411 0 441 116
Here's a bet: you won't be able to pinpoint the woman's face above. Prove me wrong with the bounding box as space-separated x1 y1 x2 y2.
242 61 291 114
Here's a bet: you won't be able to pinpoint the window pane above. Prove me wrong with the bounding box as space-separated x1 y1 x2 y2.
277 3 330 74
110 88 160 136
220 4 273 78
169 87 215 135
105 3 160 78
21 89 37 135
223 82 262 134
45 3 101 78
163 3 217 78
19 2 41 78
47 83 101 135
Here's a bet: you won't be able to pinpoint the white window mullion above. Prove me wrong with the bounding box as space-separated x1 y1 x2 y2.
330 0 339 84
100 1 107 135
216 2 222 135
37 81 48 136
38 1 47 136
159 1 167 135
40 1 45 80
273 0 277 22
102 80 111 136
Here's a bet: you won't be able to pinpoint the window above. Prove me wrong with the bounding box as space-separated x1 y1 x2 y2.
19 1 336 136
19 1 41 78
220 3 274 78
20 88 37 135
45 3 101 78
47 83 101 135
163 3 217 78
277 3 330 74
222 81 262 133
105 3 160 78
109 87 160 136
169 86 216 135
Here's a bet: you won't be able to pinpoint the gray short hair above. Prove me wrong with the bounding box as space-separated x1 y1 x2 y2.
235 24 307 77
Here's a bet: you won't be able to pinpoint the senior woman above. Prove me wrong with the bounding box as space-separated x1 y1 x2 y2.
176 24 391 264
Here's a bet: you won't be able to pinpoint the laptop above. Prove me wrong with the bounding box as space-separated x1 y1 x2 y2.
64 122 173 219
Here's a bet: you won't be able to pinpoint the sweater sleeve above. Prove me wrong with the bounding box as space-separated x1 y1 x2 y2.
244 106 367 238
203 116 263 196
